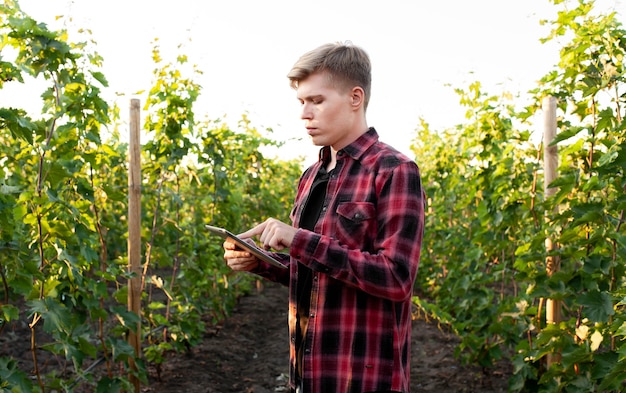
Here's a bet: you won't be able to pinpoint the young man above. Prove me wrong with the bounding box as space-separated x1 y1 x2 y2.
223 42 425 393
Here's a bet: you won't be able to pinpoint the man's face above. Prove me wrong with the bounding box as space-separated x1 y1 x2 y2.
296 72 356 150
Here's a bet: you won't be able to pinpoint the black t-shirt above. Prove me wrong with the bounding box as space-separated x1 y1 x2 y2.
296 166 331 378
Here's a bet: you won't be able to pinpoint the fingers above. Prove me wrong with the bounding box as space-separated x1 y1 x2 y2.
223 239 256 260
223 240 252 261
257 218 296 250
223 243 258 271
238 222 267 240
237 219 284 249
258 221 281 250
226 256 258 272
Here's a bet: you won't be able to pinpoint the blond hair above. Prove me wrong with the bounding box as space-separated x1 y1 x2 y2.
287 42 372 111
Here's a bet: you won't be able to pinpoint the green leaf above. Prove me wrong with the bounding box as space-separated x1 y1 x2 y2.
0 107 35 144
560 345 591 370
598 355 626 391
90 71 109 87
0 357 34 392
551 125 584 145
576 290 615 323
78 335 98 358
29 298 73 334
0 304 20 322
108 337 136 362
615 321 626 337
96 377 122 393
581 175 600 192
0 184 21 194
110 305 141 329
597 149 618 167
591 351 619 381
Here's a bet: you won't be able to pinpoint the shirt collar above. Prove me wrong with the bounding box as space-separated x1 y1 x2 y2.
317 127 379 165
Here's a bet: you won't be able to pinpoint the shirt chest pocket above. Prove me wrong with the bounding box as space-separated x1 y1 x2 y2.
335 202 376 249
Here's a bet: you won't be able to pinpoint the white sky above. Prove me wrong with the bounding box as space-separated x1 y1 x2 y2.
6 0 625 163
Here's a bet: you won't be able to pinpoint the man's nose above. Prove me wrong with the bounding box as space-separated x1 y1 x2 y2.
300 103 312 119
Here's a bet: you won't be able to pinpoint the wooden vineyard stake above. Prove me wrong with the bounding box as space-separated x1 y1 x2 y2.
542 96 561 367
128 98 142 392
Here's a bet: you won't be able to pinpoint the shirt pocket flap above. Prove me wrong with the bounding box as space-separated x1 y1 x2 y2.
336 202 376 223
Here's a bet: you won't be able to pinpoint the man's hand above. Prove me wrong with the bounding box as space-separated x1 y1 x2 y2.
239 218 297 251
223 239 259 272
223 218 295 271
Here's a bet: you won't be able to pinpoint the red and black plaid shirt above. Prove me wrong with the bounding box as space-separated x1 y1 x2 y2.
255 128 425 393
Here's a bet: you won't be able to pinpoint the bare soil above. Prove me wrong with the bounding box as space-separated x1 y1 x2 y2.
0 280 512 392
144 281 512 393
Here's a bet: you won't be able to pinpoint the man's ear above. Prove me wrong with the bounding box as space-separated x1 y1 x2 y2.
350 86 365 110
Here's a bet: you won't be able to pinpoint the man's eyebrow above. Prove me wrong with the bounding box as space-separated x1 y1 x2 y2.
299 94 323 101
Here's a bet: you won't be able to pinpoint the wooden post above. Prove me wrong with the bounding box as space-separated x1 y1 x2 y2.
128 98 142 392
543 96 561 367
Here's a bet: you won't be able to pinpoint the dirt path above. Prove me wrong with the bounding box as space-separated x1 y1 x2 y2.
145 281 511 393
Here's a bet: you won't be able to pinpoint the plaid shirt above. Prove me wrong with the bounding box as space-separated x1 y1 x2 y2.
255 128 424 393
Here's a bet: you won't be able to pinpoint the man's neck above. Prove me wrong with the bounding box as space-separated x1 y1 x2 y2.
326 121 369 171
326 151 337 172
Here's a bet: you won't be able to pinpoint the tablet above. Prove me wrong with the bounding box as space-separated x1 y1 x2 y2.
205 225 288 269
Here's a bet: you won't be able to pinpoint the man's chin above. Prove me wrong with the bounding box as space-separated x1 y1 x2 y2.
309 135 328 147
309 137 322 146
